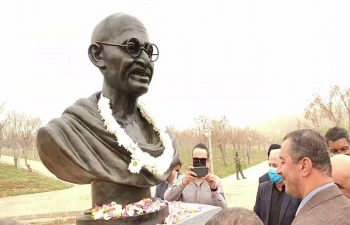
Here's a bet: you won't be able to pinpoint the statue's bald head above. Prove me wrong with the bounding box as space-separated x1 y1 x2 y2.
91 13 148 43
331 154 350 198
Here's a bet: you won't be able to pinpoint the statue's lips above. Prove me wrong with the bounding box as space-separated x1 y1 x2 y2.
130 74 150 84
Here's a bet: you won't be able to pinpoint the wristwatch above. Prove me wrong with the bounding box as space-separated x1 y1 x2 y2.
210 186 218 192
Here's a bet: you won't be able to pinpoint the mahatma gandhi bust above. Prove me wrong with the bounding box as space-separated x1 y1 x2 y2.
37 13 179 209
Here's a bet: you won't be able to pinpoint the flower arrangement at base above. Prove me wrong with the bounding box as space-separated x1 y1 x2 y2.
157 201 205 225
92 198 168 220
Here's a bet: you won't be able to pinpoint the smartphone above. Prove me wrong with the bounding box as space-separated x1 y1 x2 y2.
192 166 209 178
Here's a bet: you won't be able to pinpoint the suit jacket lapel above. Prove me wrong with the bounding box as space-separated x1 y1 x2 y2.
265 182 273 223
299 185 342 215
279 193 291 225
292 185 342 224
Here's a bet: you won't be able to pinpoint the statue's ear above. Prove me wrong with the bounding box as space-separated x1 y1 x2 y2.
88 43 105 69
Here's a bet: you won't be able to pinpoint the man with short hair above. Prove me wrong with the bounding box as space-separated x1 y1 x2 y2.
331 154 350 199
259 144 281 183
277 129 350 224
325 126 350 156
206 207 263 225
254 149 300 225
155 158 182 200
164 143 227 208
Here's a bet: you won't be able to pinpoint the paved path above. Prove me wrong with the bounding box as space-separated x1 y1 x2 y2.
0 155 268 218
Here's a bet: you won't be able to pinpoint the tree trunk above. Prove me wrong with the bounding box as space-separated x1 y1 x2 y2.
218 145 227 166
243 146 248 165
23 148 32 172
13 148 20 168
24 157 32 172
14 157 18 168
246 143 251 166
33 142 36 160
246 152 251 165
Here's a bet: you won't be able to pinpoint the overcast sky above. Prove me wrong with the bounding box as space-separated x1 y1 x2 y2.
1 0 350 130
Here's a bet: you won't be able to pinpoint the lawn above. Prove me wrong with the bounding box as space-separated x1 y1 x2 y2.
1 147 268 178
179 147 267 178
0 163 73 197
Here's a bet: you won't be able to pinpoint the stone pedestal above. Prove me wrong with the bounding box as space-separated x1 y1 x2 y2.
91 181 152 207
75 204 169 225
177 205 222 225
75 203 221 225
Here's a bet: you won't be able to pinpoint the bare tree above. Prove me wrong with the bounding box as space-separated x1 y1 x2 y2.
3 111 25 168
298 85 350 132
20 116 42 172
192 115 211 144
211 116 231 166
230 127 262 166
0 102 8 158
1 111 42 171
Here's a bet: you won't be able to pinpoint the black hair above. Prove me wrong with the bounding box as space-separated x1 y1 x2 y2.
267 144 281 158
325 126 350 145
284 129 331 176
193 143 209 158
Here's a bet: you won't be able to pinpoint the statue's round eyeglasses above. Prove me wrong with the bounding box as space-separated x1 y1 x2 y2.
95 38 159 62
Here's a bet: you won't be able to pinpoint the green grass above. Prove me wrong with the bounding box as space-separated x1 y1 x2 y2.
179 147 267 178
2 147 267 178
0 163 73 197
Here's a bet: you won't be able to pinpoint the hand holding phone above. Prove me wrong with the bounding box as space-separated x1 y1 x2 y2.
182 166 197 185
192 166 209 178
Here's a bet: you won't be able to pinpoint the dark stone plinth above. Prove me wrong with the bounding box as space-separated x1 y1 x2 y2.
76 197 168 225
91 181 151 207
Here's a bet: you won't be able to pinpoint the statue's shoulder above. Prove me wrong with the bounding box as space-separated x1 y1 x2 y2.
67 92 99 112
38 92 100 139
37 120 60 152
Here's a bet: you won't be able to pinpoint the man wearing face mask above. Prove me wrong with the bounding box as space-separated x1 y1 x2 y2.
254 149 301 225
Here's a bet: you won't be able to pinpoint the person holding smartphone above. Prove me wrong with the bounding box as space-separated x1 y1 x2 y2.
164 143 227 208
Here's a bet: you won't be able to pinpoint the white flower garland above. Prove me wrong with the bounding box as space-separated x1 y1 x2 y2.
97 94 174 176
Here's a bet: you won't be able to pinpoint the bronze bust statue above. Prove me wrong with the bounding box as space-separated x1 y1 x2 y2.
37 13 179 218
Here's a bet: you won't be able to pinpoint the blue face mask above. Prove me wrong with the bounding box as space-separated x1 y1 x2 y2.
268 168 282 183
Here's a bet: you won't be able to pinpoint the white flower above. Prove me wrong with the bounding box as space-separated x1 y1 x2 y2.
152 200 161 211
128 159 142 174
103 212 111 220
126 206 135 216
98 94 175 175
93 209 104 220
113 204 123 217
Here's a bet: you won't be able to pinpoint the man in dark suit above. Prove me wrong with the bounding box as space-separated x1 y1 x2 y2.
277 129 350 225
254 149 301 225
259 144 281 183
